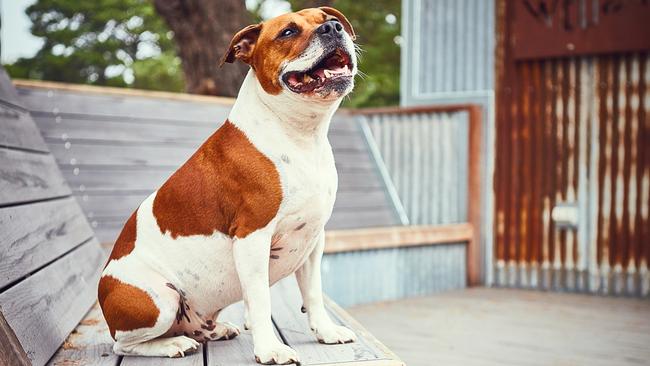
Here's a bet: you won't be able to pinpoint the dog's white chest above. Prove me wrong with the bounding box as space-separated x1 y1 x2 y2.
267 145 338 280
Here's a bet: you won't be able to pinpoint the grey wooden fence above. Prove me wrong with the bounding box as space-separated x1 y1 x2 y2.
16 82 400 244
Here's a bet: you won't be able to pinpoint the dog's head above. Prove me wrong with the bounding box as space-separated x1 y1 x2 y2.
221 7 357 101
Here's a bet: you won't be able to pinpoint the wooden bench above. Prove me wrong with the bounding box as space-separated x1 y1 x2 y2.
49 278 403 366
0 68 403 366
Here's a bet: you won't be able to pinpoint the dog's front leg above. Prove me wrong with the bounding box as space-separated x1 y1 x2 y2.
234 227 299 365
295 230 357 344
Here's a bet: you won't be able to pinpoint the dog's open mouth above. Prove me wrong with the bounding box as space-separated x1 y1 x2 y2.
283 48 353 94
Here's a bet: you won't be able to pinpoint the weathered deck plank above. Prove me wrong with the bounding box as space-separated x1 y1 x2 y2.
270 277 387 365
47 303 119 366
348 288 650 366
206 301 259 366
120 347 204 366
51 276 402 366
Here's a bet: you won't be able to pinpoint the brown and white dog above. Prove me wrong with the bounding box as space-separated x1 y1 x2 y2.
98 7 358 364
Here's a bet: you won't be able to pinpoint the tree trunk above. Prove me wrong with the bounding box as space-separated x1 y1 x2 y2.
153 0 250 97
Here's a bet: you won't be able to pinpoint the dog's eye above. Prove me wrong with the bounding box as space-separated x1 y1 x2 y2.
279 28 296 38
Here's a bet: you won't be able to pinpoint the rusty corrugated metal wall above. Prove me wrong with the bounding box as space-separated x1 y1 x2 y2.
495 1 649 295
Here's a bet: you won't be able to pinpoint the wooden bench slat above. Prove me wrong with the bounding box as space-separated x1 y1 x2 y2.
0 239 105 366
35 116 215 146
48 143 196 167
119 346 204 366
88 204 397 245
46 303 119 366
62 169 383 193
0 148 71 206
73 189 389 217
32 116 366 151
48 143 376 171
270 277 386 365
0 104 49 152
0 197 94 289
16 83 361 134
206 301 259 366
17 88 232 123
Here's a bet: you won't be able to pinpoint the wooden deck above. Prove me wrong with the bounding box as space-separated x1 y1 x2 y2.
348 288 650 366
48 276 403 366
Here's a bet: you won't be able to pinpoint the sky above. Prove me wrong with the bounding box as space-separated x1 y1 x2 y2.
0 0 290 65
1 0 43 64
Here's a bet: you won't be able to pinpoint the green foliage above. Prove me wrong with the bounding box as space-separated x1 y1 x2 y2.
288 0 401 107
5 0 183 92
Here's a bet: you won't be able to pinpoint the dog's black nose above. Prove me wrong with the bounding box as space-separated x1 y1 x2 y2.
317 20 343 36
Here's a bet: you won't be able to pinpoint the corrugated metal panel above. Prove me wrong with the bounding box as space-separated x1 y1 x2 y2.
494 52 649 297
403 0 495 99
358 110 469 225
401 0 497 285
322 243 466 307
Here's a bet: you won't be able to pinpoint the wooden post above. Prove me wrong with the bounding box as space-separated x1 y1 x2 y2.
467 105 484 286
0 313 30 366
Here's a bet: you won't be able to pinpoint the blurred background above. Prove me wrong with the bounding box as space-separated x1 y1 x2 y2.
0 1 648 366
1 0 400 107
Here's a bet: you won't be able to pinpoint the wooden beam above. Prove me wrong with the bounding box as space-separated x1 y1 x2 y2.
324 223 473 254
0 312 30 366
467 105 484 286
13 79 235 106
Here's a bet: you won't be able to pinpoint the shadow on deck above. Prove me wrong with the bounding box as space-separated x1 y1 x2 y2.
348 288 650 366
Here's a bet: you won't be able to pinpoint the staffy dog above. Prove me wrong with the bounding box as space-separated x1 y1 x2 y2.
98 7 358 364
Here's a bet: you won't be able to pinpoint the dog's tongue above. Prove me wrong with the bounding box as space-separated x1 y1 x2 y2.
287 73 302 87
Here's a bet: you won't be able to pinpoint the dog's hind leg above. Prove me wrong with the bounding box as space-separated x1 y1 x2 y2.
162 286 240 343
98 274 199 357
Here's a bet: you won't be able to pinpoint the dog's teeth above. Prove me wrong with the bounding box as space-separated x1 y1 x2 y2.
324 70 332 78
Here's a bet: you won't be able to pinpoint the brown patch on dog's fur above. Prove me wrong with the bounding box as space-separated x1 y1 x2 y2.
98 276 160 339
222 7 356 95
104 212 137 266
152 120 282 239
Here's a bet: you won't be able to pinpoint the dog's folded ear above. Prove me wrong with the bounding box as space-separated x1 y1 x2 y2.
220 23 262 67
319 6 356 41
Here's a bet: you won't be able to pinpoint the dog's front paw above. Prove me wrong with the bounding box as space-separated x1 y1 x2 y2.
254 342 299 365
313 324 357 344
211 321 240 340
